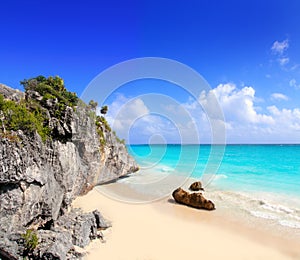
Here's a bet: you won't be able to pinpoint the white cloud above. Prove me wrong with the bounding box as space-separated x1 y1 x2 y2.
271 39 289 55
106 94 150 133
202 83 274 125
271 39 290 67
267 106 300 131
278 57 289 66
291 64 299 71
107 84 300 144
199 83 300 143
106 94 189 143
270 93 289 101
289 79 300 89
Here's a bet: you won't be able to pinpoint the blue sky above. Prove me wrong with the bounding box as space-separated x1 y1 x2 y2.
1 0 300 143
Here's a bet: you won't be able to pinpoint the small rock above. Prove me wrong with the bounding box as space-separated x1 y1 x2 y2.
172 187 215 210
93 210 112 229
189 181 204 191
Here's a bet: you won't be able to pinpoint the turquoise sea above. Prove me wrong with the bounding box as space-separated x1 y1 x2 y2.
126 144 300 231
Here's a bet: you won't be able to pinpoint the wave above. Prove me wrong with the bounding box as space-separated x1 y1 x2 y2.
249 210 278 220
261 203 294 214
213 174 228 180
159 166 175 173
279 220 300 229
207 189 300 231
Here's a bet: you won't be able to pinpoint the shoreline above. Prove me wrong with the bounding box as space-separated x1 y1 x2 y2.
73 183 300 260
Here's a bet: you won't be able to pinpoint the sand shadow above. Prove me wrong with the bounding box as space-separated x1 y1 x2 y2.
167 198 177 204
98 175 131 186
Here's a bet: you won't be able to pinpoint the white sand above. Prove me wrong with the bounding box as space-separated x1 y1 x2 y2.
73 187 300 260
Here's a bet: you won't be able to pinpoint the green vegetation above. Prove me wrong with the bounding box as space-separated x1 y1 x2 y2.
98 128 106 147
116 136 125 145
0 75 78 142
0 75 126 147
0 94 50 141
21 76 78 107
22 229 38 251
113 130 125 144
94 115 125 147
96 115 111 131
87 100 97 120
21 75 78 120
100 105 108 115
95 115 108 147
116 135 125 145
88 100 98 110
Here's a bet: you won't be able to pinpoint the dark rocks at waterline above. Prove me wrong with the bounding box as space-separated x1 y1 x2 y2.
172 188 215 210
189 181 204 191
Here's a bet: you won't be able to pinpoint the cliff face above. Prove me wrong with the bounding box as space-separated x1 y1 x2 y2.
0 82 138 259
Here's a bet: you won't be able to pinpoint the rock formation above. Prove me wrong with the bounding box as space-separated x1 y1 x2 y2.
172 187 215 210
0 78 139 259
189 181 204 191
0 83 24 102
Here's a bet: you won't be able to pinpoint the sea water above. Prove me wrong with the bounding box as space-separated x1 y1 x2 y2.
127 144 300 232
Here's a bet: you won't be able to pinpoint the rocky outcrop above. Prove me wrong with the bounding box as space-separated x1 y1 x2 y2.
0 82 138 259
96 119 138 184
189 181 204 191
0 83 24 102
0 209 110 260
172 188 215 210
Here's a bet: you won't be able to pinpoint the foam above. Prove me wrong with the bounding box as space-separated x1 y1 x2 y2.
279 220 300 229
159 166 175 172
213 174 228 180
262 203 294 214
249 210 278 220
210 190 300 230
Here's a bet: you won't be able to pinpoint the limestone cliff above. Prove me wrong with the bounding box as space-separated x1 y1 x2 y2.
0 79 138 259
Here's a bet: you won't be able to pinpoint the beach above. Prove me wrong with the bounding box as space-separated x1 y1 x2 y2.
73 183 300 260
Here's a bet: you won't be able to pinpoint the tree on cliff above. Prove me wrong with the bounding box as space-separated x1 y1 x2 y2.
89 100 98 110
0 76 80 142
21 75 78 108
100 105 108 115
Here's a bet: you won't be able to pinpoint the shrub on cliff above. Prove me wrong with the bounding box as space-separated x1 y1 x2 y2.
21 75 78 109
0 75 79 142
100 105 108 114
22 76 78 121
0 94 50 141
89 100 98 110
1 76 125 146
22 229 39 251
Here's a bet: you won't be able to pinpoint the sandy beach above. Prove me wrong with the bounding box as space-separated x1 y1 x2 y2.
73 184 300 260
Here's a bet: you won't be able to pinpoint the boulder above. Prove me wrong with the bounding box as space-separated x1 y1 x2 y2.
172 188 215 210
189 181 204 191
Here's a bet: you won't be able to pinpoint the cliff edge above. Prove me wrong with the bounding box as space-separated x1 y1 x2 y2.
0 77 139 259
